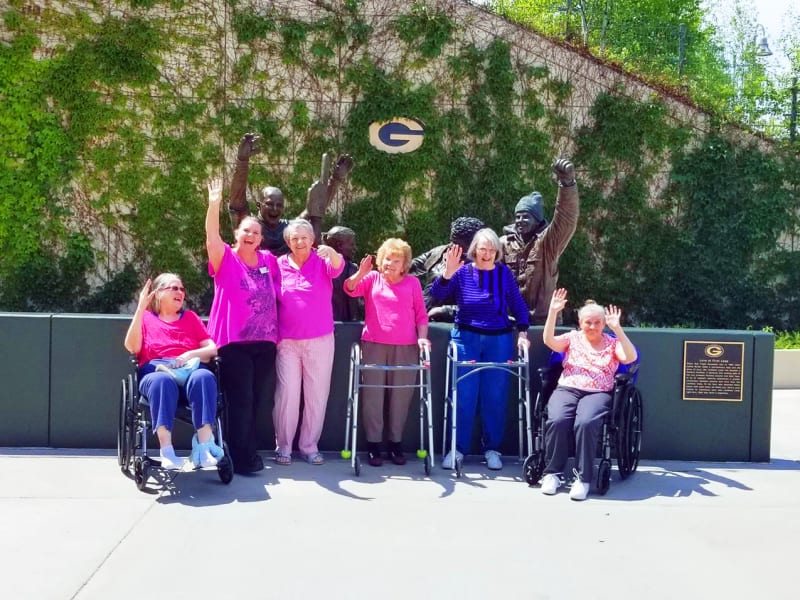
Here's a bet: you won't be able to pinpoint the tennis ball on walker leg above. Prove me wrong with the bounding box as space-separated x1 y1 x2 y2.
416 449 427 459
341 449 352 459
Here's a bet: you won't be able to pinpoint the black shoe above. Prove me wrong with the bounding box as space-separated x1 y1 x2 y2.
367 442 383 467
389 441 406 466
234 454 264 474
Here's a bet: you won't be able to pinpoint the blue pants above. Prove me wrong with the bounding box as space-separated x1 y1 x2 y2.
544 386 612 482
451 328 514 454
139 366 217 432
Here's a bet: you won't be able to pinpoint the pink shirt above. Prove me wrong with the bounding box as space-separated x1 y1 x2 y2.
138 310 211 367
345 271 428 345
274 250 344 340
207 244 279 348
558 330 620 392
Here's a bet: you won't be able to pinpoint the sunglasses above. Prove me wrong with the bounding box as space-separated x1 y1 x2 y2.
162 285 186 293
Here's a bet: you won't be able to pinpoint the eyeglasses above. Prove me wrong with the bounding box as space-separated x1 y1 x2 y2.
162 285 185 293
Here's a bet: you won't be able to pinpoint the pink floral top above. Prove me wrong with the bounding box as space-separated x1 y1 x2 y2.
557 330 620 392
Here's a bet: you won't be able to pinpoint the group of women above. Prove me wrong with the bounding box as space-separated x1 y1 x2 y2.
124 179 637 499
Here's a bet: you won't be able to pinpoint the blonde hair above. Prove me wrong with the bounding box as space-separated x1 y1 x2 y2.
149 273 183 313
376 238 412 274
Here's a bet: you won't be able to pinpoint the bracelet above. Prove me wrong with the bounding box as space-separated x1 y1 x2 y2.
558 178 577 188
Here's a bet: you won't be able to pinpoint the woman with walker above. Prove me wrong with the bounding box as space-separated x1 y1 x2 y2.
345 238 430 467
431 228 530 471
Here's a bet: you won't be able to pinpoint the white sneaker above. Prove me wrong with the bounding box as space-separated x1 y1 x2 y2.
441 450 464 469
569 471 590 501
540 473 562 495
159 453 186 471
485 450 503 470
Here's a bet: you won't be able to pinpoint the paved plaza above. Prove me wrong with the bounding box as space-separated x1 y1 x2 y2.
1 390 798 600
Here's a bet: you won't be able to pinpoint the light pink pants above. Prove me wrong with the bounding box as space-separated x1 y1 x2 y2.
273 333 335 457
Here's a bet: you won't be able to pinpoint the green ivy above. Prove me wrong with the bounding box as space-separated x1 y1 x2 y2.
2 1 799 332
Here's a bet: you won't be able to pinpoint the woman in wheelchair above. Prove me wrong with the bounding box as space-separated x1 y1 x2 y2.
124 274 222 471
541 288 637 500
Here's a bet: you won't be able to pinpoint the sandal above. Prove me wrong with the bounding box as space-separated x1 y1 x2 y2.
274 454 292 466
305 452 325 465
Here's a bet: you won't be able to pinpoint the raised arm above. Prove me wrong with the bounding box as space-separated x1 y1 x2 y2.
306 152 354 245
540 159 580 259
345 255 373 293
543 288 569 353
206 178 226 274
228 133 261 233
123 279 154 356
605 304 638 364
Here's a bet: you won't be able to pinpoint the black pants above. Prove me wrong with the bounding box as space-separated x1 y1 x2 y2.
218 341 276 467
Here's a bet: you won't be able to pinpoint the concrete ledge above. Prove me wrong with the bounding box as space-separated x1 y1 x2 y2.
773 349 800 389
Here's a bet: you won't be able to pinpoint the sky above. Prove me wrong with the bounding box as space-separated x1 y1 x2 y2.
704 0 799 74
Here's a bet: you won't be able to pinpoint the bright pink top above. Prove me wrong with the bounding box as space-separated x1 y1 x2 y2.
557 330 620 392
274 250 344 340
138 310 211 367
345 271 428 345
207 244 279 348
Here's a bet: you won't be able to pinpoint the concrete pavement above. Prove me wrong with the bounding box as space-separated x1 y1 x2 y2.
1 391 798 600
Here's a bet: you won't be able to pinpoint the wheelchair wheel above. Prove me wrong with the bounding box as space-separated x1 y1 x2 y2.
424 454 432 477
217 442 234 484
134 457 150 491
455 455 463 479
620 387 643 479
522 451 545 486
597 459 611 495
117 375 135 473
354 455 362 477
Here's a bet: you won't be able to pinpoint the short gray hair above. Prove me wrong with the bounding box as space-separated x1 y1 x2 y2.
467 228 503 262
283 218 314 243
578 301 605 322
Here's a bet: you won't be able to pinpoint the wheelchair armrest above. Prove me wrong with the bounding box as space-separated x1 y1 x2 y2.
614 372 633 386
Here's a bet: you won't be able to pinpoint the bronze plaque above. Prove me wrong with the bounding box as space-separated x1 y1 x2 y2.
682 341 744 402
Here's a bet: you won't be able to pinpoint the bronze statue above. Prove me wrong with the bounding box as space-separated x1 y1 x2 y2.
228 133 354 254
323 225 363 322
409 216 484 322
500 159 579 325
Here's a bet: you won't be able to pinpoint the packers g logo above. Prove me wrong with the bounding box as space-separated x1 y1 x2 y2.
369 118 425 154
704 344 724 358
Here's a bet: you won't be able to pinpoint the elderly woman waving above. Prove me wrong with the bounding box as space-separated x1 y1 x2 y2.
272 219 344 466
124 274 220 470
540 288 637 501
431 228 530 472
344 238 430 467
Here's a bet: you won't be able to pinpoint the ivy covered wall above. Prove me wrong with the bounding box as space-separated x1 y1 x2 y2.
1 0 798 328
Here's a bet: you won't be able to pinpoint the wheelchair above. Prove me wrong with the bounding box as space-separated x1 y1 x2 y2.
341 342 435 476
522 352 643 494
117 356 234 491
442 340 532 478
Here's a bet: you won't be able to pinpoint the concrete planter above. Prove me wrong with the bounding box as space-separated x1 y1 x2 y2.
773 349 800 389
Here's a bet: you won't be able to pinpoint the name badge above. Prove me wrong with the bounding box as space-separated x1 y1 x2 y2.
259 266 269 274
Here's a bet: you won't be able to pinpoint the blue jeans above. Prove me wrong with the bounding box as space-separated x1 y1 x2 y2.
139 362 217 432
450 328 514 454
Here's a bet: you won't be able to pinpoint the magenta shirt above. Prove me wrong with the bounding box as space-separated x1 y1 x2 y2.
207 244 279 348
275 250 344 340
345 271 428 345
138 310 211 367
